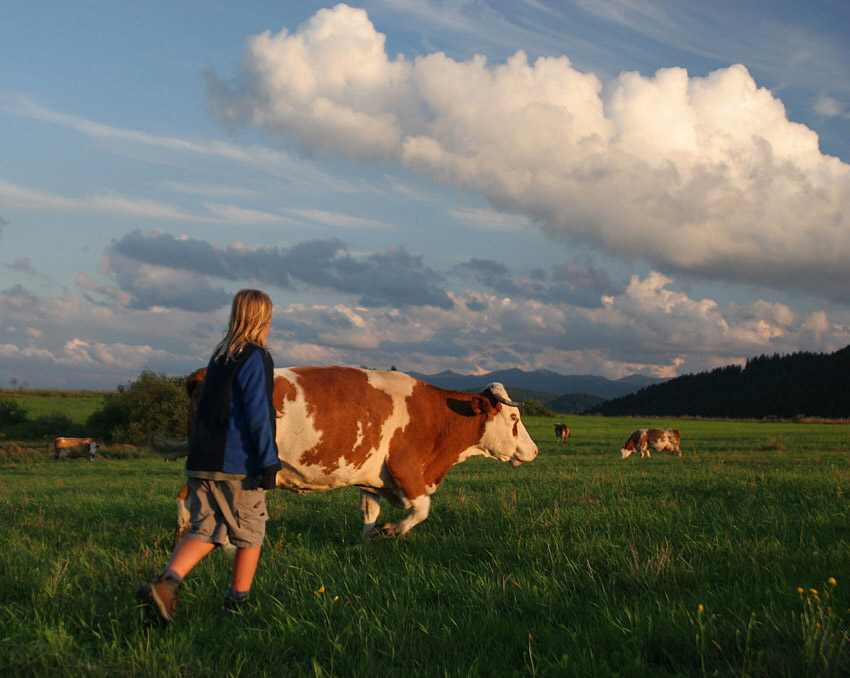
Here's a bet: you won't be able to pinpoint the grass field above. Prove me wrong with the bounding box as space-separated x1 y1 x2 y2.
1 390 108 423
1 415 849 676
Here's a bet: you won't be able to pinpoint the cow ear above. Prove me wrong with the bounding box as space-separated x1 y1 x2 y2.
470 395 492 414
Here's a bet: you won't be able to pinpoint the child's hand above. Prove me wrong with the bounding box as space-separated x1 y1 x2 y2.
259 465 279 490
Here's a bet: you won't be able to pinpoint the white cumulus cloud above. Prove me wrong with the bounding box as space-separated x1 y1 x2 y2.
208 4 850 302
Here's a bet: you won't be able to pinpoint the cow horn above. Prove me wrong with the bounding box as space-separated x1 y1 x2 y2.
492 392 523 408
483 383 523 408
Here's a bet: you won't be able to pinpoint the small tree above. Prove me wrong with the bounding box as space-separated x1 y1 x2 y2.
86 369 189 444
0 395 28 425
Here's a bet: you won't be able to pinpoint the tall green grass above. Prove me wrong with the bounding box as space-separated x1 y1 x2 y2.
1 416 849 676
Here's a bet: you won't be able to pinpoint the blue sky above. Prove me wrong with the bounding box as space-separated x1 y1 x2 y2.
2 1 850 389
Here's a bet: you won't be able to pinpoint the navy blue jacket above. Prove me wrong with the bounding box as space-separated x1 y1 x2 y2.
186 344 282 477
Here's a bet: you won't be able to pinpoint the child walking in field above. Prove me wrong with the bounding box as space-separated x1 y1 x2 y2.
137 289 282 624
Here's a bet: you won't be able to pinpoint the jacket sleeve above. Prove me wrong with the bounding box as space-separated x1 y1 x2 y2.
234 350 282 473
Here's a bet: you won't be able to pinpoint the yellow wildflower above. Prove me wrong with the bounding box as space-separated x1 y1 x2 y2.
828 577 837 586
797 587 804 594
314 585 326 596
698 604 704 613
809 588 819 596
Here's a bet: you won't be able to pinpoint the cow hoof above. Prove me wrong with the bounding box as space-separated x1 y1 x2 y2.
367 523 397 540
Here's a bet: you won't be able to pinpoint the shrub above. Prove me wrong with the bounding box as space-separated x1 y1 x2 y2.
0 442 43 463
85 398 130 442
0 396 28 425
86 369 189 445
522 399 557 417
18 413 76 439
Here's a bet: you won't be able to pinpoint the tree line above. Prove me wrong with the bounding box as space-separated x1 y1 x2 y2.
589 345 850 419
0 370 188 444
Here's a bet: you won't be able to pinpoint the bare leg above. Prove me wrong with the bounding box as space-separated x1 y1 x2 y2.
230 546 262 592
166 536 217 579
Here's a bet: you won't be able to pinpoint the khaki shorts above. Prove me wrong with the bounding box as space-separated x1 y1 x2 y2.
186 477 268 548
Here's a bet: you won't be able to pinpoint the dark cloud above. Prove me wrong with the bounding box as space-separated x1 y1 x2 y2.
107 230 453 310
548 261 620 308
457 258 548 299
465 299 488 312
456 257 620 308
338 247 453 309
7 258 34 274
106 252 232 312
490 349 522 364
379 336 469 359
2 284 38 302
112 230 235 279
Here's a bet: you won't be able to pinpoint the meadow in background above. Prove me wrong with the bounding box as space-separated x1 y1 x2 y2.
1 401 849 676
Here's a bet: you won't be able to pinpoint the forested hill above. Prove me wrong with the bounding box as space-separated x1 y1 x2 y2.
589 346 850 419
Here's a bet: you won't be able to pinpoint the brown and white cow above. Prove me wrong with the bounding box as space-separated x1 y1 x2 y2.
164 366 538 541
620 428 681 459
53 437 98 462
554 423 570 442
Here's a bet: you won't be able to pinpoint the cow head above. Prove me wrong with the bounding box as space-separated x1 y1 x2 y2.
472 382 538 466
619 436 638 458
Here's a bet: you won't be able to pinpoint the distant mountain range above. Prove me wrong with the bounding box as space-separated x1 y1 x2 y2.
405 368 666 400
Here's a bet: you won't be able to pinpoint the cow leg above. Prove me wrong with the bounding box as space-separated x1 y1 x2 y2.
173 482 235 551
374 495 431 539
360 490 383 540
174 484 192 548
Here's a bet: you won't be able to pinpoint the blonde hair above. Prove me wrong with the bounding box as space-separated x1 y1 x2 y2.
213 289 273 361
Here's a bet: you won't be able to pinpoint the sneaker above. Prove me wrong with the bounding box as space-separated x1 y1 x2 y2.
223 593 250 612
137 574 180 624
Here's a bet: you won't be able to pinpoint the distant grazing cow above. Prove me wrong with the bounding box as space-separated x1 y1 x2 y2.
53 437 98 462
159 366 538 542
554 423 570 442
620 428 680 459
